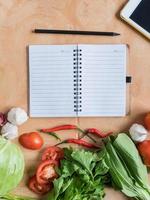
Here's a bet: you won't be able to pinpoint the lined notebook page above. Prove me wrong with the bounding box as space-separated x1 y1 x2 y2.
29 45 76 117
79 44 126 117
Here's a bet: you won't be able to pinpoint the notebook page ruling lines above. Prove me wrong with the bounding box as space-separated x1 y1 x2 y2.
29 45 76 117
79 44 127 117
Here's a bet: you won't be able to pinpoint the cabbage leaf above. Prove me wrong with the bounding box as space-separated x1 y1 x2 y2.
0 137 24 196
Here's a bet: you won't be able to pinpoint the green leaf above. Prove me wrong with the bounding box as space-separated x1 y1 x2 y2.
94 159 109 178
60 178 73 194
63 148 73 160
63 177 82 200
113 134 150 190
76 167 90 183
105 138 150 200
46 177 64 200
45 188 55 200
71 149 97 176
0 137 24 196
53 177 64 199
59 159 79 178
104 143 135 193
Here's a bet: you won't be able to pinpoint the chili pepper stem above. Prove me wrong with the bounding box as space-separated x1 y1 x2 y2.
46 132 61 141
78 134 97 143
39 130 61 141
77 127 97 143
101 131 113 138
55 140 66 146
76 127 85 133
55 139 100 148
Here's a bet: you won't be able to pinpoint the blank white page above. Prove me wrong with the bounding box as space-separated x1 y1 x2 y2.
29 45 76 117
78 44 126 117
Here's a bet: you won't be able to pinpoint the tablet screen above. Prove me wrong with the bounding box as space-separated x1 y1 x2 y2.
130 0 150 33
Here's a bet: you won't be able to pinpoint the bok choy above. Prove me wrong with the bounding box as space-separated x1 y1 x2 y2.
104 133 150 200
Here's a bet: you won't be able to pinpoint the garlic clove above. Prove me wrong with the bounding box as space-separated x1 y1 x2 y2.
129 123 148 142
7 107 28 126
1 122 18 140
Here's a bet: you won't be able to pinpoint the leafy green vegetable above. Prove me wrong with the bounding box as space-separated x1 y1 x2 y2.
113 133 149 189
46 148 109 200
0 137 24 196
46 133 150 200
2 193 37 200
49 177 64 200
104 133 150 200
71 149 98 177
59 159 79 178
94 159 109 178
105 141 140 198
0 138 35 199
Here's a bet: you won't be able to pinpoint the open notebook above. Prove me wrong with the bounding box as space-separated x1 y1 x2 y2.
29 44 127 117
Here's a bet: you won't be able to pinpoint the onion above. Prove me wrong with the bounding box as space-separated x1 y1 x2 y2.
0 112 7 127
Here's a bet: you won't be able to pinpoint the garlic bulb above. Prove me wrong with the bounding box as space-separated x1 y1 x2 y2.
1 122 18 140
129 123 148 142
7 107 28 126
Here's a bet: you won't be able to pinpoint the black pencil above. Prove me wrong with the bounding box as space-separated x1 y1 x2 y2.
34 29 120 36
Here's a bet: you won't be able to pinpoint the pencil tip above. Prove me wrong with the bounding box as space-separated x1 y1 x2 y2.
113 33 120 36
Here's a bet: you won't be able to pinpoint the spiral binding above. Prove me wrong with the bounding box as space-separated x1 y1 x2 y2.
73 48 82 113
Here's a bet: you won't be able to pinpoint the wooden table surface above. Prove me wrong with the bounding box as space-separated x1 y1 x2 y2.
0 0 150 199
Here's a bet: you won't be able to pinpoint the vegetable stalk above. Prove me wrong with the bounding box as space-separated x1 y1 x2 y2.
56 138 100 148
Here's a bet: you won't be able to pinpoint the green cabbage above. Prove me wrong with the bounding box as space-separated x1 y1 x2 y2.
0 137 24 196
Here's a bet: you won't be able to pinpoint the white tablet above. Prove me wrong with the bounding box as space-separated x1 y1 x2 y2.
120 0 150 39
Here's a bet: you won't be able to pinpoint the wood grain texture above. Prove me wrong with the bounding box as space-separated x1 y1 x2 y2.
0 0 150 199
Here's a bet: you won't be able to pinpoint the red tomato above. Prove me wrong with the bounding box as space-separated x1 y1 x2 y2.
137 140 150 166
42 146 64 162
144 113 150 130
36 160 58 185
28 175 52 195
19 132 43 150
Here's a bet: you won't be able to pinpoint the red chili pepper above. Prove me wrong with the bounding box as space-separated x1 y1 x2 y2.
41 125 78 133
40 124 97 143
56 138 99 148
86 128 113 138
